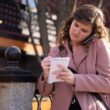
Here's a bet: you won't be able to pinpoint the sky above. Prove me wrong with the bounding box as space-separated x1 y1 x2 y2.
28 0 35 7
22 0 37 7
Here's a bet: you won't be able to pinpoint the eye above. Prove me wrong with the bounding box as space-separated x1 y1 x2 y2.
81 29 88 33
74 22 79 27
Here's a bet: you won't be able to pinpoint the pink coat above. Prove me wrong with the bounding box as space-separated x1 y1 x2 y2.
37 39 110 110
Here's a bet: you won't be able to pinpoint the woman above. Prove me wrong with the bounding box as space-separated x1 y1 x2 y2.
37 4 110 110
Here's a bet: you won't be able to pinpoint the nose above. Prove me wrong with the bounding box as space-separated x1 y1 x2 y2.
74 28 80 35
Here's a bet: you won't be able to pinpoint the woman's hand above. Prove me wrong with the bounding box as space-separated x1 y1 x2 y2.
41 56 51 79
56 64 75 85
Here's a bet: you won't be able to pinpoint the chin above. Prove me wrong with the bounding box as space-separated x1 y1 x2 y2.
71 38 79 42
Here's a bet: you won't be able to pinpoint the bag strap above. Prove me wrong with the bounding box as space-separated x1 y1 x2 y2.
58 45 110 110
91 93 110 110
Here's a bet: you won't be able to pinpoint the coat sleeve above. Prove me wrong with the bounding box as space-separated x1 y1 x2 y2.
37 73 53 96
75 39 110 93
37 47 60 96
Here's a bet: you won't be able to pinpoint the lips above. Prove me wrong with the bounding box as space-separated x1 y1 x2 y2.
72 34 79 38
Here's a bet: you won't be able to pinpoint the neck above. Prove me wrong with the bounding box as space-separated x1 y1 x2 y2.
69 41 79 52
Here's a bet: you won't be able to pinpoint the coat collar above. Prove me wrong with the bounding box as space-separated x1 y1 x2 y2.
63 41 88 71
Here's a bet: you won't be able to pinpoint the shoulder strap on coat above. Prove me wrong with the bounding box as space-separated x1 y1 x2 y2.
58 45 67 57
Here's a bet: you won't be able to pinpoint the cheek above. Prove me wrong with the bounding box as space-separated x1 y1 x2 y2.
69 25 75 35
80 33 90 40
69 28 72 36
69 29 74 40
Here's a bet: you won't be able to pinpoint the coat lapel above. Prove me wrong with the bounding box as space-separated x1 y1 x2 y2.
73 46 87 69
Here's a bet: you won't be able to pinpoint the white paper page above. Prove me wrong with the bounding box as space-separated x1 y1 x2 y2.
47 57 70 84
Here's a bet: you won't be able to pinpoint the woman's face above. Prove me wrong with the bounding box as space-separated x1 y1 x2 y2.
69 20 93 45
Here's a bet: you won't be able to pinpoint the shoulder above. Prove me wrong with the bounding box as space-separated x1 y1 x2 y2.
91 38 110 51
48 46 60 57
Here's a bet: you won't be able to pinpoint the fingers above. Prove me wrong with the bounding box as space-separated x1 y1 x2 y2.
41 56 51 67
56 70 75 85
56 71 68 79
55 65 75 84
55 64 68 78
57 64 68 72
41 56 51 78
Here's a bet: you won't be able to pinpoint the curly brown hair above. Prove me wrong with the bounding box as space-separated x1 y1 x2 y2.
57 4 108 45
